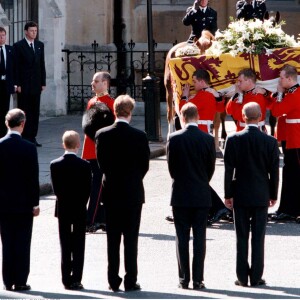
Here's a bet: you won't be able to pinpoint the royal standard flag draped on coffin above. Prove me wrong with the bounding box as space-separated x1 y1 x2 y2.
168 47 300 103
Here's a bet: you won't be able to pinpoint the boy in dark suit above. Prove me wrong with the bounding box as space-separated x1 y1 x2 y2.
50 130 91 290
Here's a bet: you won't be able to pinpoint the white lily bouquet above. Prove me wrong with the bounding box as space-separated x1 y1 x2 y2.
175 44 201 57
207 17 299 57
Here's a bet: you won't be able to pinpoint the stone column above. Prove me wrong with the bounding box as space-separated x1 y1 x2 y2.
39 0 67 116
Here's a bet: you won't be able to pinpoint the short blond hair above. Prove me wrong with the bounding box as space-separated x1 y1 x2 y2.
114 94 135 118
62 130 80 149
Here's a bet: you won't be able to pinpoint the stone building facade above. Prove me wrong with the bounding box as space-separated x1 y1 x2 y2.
0 0 299 116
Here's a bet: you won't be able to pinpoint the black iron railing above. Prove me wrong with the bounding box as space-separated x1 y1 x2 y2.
62 40 170 113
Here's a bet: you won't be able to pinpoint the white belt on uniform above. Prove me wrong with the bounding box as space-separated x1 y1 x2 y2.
198 120 213 134
286 118 300 124
239 121 265 127
198 120 213 125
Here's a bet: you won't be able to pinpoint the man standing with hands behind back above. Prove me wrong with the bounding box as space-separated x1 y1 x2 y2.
224 102 279 287
14 21 46 147
0 108 40 291
167 102 216 290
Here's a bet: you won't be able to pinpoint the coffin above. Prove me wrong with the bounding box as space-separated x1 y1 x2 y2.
168 47 300 102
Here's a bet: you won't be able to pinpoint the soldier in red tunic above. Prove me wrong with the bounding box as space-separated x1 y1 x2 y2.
82 71 114 232
179 68 224 134
226 68 271 132
270 64 300 221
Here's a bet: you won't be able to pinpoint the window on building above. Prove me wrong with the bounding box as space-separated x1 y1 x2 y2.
0 0 37 43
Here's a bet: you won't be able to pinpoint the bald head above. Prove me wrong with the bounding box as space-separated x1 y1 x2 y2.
242 102 262 123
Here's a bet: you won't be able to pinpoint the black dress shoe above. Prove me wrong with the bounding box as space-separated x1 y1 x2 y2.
109 285 121 292
209 208 230 224
178 282 189 289
86 223 106 233
193 282 205 290
165 215 174 222
125 283 141 292
272 213 294 221
235 280 247 287
14 284 31 291
34 140 42 147
3 285 13 291
65 282 84 290
251 279 266 287
296 216 300 224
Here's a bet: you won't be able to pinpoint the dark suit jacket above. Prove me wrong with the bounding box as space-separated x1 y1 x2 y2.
224 126 279 207
3 45 15 94
182 6 218 40
167 125 216 208
236 0 267 21
50 154 91 220
95 121 150 208
0 133 39 213
13 38 46 94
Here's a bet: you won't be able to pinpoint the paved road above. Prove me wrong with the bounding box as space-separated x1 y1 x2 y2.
1 157 299 299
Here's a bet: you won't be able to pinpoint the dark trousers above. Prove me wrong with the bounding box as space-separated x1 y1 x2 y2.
86 159 105 225
58 217 86 286
172 207 209 285
17 92 41 141
234 206 268 285
278 147 300 216
0 213 33 288
0 81 10 138
105 204 142 290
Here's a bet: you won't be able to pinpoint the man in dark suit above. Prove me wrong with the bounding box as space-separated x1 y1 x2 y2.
50 130 91 290
0 27 15 138
167 102 216 290
95 94 150 292
13 21 46 147
183 0 217 43
236 0 267 21
224 102 279 287
0 108 40 291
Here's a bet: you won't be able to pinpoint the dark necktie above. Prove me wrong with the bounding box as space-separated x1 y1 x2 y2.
30 42 35 54
0 46 5 76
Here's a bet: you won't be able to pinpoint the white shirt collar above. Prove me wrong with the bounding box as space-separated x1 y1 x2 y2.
246 124 259 128
8 130 21 136
200 6 207 13
64 151 77 155
115 118 129 124
185 122 198 128
25 37 34 49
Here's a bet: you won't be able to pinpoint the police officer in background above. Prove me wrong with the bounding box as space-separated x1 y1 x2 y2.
183 0 217 43
236 0 267 21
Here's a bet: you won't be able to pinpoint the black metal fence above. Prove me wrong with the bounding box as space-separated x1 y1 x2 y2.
61 40 170 113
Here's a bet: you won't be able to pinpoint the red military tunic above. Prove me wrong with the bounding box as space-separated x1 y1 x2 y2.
179 90 224 133
275 115 286 142
82 94 114 159
226 90 270 131
271 84 300 149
